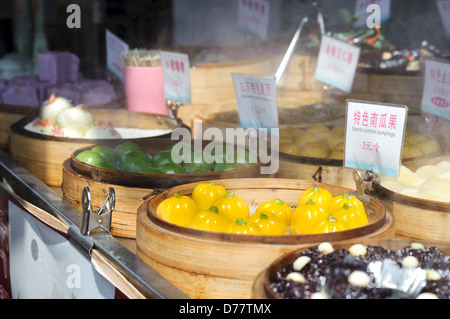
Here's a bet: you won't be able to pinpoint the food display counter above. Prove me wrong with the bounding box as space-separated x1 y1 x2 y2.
0 148 187 299
0 0 449 302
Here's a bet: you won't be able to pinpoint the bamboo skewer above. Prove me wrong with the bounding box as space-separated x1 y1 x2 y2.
121 49 161 67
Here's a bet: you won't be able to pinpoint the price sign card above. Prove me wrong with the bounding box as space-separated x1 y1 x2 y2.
421 58 450 119
437 0 450 38
354 0 391 28
160 51 191 103
237 0 270 41
344 100 408 178
106 29 129 82
232 73 278 133
315 35 361 93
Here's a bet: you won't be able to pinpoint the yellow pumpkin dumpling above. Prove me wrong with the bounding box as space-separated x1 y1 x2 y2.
296 133 320 147
306 124 330 135
297 142 330 158
404 133 428 146
290 127 306 138
325 133 344 150
416 140 441 155
329 149 344 160
279 143 302 156
402 145 424 159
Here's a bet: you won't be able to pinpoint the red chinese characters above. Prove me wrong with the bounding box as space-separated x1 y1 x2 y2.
325 44 354 64
441 1 450 11
353 110 397 130
428 66 450 108
164 59 186 74
238 80 271 97
242 0 266 15
430 68 450 85
362 141 381 152
251 104 266 116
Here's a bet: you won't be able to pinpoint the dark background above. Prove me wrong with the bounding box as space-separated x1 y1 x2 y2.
0 0 448 78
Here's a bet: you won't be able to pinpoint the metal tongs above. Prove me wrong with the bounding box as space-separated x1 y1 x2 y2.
275 0 326 84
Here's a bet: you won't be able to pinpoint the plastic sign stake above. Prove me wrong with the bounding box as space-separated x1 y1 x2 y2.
237 0 270 41
421 58 450 119
160 51 191 104
344 100 408 178
315 35 361 93
106 29 129 82
232 73 278 134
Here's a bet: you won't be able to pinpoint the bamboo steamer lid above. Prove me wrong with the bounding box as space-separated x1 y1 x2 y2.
136 178 395 299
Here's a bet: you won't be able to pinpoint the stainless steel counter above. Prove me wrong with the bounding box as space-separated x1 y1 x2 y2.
0 149 188 299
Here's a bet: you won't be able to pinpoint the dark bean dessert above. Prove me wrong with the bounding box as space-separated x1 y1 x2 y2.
269 242 450 299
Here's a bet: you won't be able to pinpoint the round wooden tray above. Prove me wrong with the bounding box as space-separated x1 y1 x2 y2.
0 103 40 150
9 109 185 186
252 238 450 299
372 157 450 241
70 144 263 189
136 178 395 299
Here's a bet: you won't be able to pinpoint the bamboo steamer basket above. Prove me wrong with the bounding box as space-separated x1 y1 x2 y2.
191 98 355 188
170 45 273 106
191 98 346 139
371 156 450 241
9 108 184 187
136 178 395 299
0 103 39 151
276 153 357 190
252 238 450 299
275 114 444 190
190 58 272 106
0 84 124 151
62 140 264 238
194 101 443 190
272 54 424 114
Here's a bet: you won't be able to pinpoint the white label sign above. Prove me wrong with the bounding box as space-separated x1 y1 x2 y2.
421 58 450 119
106 29 129 82
354 0 391 28
315 35 361 93
237 0 270 41
160 51 191 103
345 100 408 178
437 0 450 38
232 73 278 133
